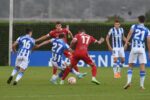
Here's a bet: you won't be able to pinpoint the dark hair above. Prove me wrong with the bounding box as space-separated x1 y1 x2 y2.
114 20 120 23
26 28 32 34
138 15 145 23
78 28 85 32
56 21 61 25
59 33 65 38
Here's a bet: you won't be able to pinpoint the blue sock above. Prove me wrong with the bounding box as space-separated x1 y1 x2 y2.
58 71 64 78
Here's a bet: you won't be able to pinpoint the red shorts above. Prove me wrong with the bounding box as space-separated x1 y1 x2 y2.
71 53 93 66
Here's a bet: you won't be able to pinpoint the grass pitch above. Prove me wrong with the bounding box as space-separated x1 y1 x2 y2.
0 67 150 100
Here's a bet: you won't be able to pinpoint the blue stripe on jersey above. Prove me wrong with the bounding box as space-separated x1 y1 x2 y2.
111 27 123 48
17 35 35 59
131 24 149 48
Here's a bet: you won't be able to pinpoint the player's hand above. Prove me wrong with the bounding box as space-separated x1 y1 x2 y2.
108 47 113 51
124 44 128 50
34 45 40 49
98 37 105 44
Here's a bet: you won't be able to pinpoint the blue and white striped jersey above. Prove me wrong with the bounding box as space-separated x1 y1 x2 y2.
130 24 150 48
108 27 124 48
16 34 35 59
51 38 70 63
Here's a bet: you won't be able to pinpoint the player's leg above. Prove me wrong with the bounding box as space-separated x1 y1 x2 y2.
7 57 21 84
60 56 79 84
64 50 79 72
117 57 125 77
113 57 119 78
117 48 125 77
139 51 147 89
124 50 137 89
7 66 20 84
13 68 25 85
13 57 28 85
83 54 100 85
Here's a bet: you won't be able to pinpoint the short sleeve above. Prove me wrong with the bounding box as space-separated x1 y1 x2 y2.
121 28 124 34
108 28 113 35
50 38 55 42
90 36 96 43
64 43 70 50
130 25 135 31
32 39 35 46
16 37 21 43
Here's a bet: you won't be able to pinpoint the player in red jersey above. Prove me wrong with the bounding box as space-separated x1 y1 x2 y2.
60 29 105 85
36 22 80 79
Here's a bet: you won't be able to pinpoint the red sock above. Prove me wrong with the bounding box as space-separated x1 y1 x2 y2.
73 65 79 72
91 65 97 77
53 67 57 75
62 67 71 80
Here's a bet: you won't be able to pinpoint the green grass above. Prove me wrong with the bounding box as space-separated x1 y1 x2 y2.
0 67 150 100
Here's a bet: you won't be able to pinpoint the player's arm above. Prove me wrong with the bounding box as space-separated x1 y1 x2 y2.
35 34 50 42
70 38 77 49
106 34 112 51
36 39 52 48
123 35 130 45
66 25 73 39
147 30 150 59
12 41 18 52
95 37 105 45
124 29 133 50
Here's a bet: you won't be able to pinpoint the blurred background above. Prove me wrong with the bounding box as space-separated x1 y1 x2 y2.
1 0 150 21
1 0 150 66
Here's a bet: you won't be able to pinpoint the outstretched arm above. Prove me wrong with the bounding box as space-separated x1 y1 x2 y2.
35 34 49 42
36 39 51 48
95 37 105 45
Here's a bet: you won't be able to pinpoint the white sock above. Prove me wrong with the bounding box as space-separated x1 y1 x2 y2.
72 69 80 76
11 67 19 76
140 71 146 87
127 69 133 84
51 74 58 80
117 67 121 73
15 72 24 82
92 77 96 80
113 63 118 75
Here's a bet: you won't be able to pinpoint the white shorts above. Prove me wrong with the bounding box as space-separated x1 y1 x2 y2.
129 48 147 64
51 60 66 70
112 47 125 58
15 56 29 70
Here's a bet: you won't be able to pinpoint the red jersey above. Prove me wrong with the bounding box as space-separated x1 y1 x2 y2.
73 32 96 54
48 28 69 42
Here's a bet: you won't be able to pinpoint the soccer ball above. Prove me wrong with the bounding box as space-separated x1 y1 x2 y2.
67 77 76 84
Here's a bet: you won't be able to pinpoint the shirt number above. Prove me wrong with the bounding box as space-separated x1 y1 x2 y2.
81 36 90 44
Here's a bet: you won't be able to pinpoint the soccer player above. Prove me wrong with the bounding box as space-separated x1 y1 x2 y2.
7 28 35 85
36 22 79 76
124 15 150 90
60 29 105 85
36 34 85 84
106 20 127 78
